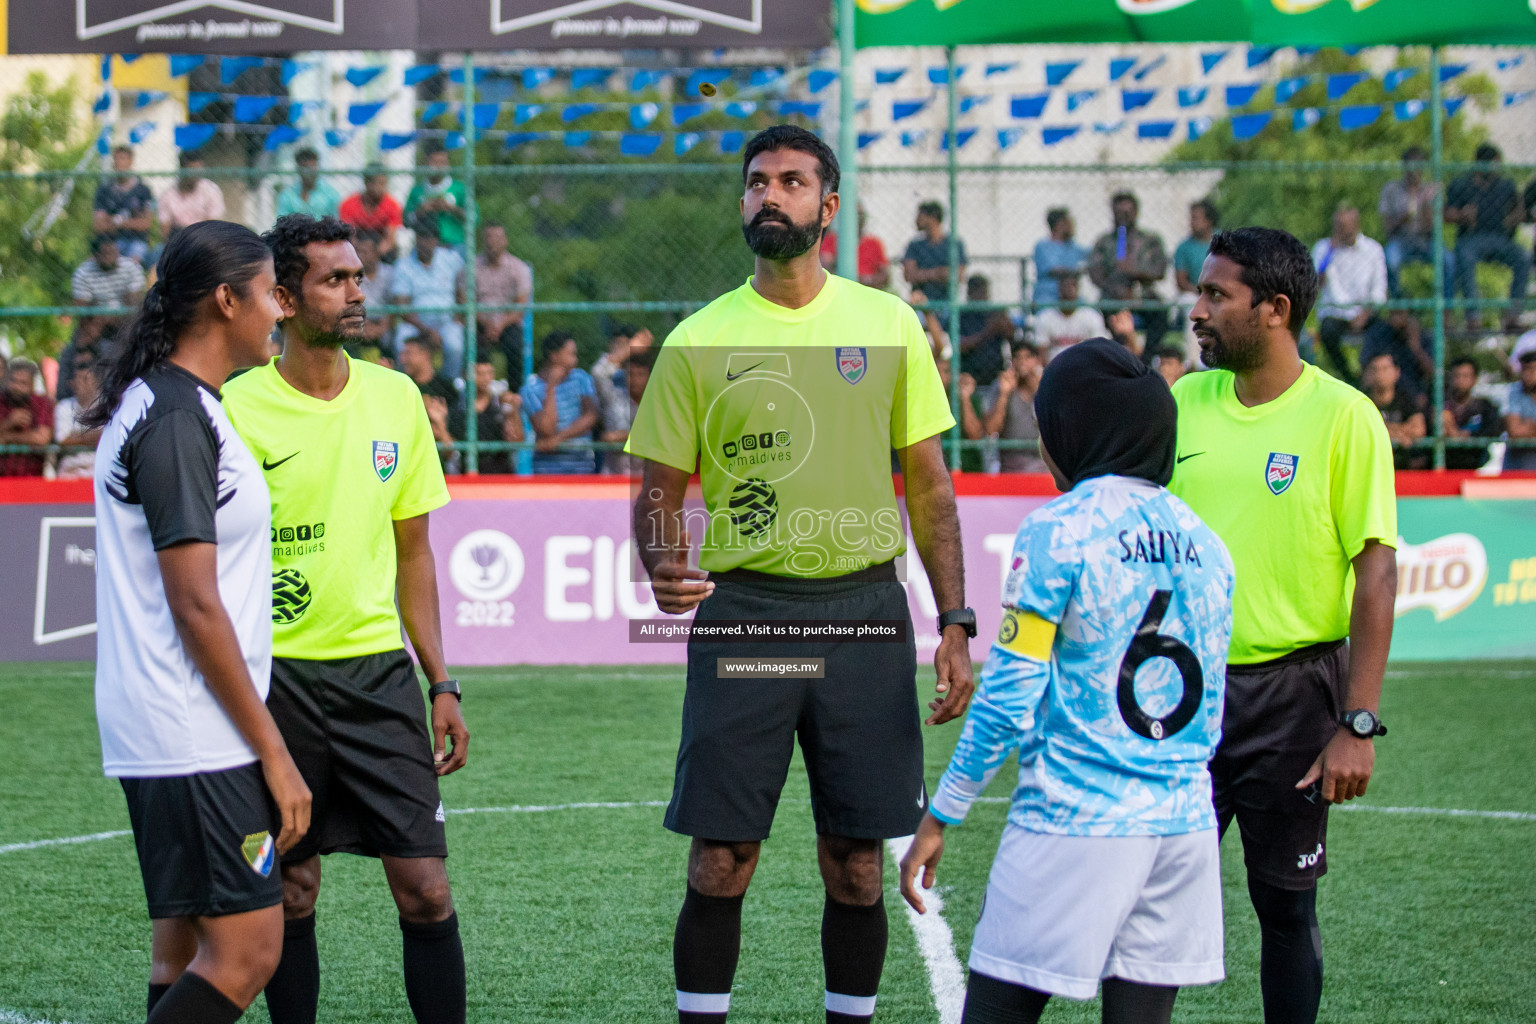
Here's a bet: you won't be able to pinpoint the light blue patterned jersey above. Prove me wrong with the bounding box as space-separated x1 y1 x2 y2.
931 475 1234 836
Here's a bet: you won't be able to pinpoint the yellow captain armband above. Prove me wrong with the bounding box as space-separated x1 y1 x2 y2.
995 609 1056 662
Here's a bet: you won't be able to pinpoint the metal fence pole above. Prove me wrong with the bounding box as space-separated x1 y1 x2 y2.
835 0 859 282
945 44 961 472
1430 46 1447 471
462 52 481 475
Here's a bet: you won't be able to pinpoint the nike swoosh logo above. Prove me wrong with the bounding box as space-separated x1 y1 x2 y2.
917 790 926 809
1176 452 1205 464
263 452 300 471
725 362 764 381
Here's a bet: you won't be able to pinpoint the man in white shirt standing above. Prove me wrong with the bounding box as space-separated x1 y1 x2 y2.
1311 205 1387 388
1032 274 1106 360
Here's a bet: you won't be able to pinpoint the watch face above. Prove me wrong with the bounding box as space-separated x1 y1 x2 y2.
1351 711 1374 735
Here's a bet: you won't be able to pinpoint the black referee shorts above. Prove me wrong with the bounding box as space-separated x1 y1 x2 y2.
267 649 447 863
665 561 925 843
1212 640 1349 891
121 763 283 920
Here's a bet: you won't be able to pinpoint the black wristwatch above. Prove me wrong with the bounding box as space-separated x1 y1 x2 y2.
1340 708 1386 738
428 679 462 703
937 608 977 638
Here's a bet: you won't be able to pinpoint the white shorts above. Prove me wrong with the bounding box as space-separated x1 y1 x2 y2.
969 825 1224 1000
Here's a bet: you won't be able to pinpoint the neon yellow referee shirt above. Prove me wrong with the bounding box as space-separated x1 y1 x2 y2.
626 274 955 578
224 356 450 660
1169 362 1396 665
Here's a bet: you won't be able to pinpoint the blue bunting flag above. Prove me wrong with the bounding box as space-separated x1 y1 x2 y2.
985 63 1017 78
857 132 882 149
629 103 658 129
997 128 1025 150
264 125 302 151
1231 111 1272 140
170 55 204 78
675 132 701 155
1121 89 1156 113
422 101 451 123
1046 61 1080 87
620 133 663 156
1384 68 1419 92
1177 87 1207 108
940 128 977 150
1276 76 1308 103
1247 46 1278 69
874 68 906 85
777 100 821 118
927 66 965 85
220 56 262 85
1137 120 1175 140
562 103 600 123
1394 100 1425 121
347 102 386 126
1067 90 1098 113
1293 107 1321 130
1109 58 1137 83
1200 50 1229 76
345 67 385 88
720 131 746 153
174 124 218 151
1042 125 1081 146
1010 93 1048 119
571 68 613 90
630 69 667 92
1225 83 1260 107
1326 72 1366 102
515 104 545 125
565 131 593 148
808 70 839 94
1187 117 1213 141
1133 55 1167 81
233 96 279 122
1438 64 1469 83
404 65 440 86
672 103 706 125
188 92 217 114
128 122 156 145
1338 104 1381 131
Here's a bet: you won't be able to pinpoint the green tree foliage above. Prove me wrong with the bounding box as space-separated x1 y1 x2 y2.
0 72 94 358
1166 49 1496 245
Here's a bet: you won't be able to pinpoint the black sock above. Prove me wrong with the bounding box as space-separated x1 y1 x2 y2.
264 913 319 1024
401 912 466 1024
960 971 1049 1024
673 886 743 1023
1248 878 1323 1024
147 982 172 1015
1101 977 1178 1024
822 894 888 1023
145 971 242 1024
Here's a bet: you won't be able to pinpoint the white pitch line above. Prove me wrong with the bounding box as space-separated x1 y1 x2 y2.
1335 803 1536 822
0 1010 81 1024
0 830 130 856
446 800 669 816
886 835 966 1024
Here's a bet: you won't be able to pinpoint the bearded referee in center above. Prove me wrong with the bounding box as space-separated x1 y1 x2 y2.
223 215 469 1024
627 125 975 1024
1172 227 1397 1024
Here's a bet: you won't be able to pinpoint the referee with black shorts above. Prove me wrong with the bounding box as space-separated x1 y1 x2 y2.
90 221 308 1023
627 125 974 1024
1172 227 1398 1024
223 216 469 1024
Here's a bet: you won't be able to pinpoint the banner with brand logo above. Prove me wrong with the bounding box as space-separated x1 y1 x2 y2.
854 0 1536 48
3 492 1534 664
5 0 828 53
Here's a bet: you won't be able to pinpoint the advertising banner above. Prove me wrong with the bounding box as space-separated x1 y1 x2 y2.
4 0 829 54
4 490 1534 665
854 0 1536 48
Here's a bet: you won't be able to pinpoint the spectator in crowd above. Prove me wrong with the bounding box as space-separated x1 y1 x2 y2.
978 341 1046 474
1509 326 1536 376
1312 204 1388 387
1379 145 1453 300
599 346 653 475
1504 349 1536 471
953 371 987 473
405 146 467 251
1360 308 1433 401
70 234 146 358
472 355 522 474
1362 352 1426 467
0 357 53 476
157 152 225 240
957 274 1014 385
910 288 950 360
902 200 967 304
338 165 403 261
1153 346 1188 389
1447 143 1528 333
92 145 155 266
1173 199 1217 296
1031 207 1088 308
591 322 652 427
1033 273 1106 358
1172 200 1218 360
352 231 395 357
465 221 532 377
51 351 100 479
1089 190 1170 349
521 329 598 475
820 206 890 289
276 147 341 220
1442 357 1503 470
398 334 465 471
391 215 467 380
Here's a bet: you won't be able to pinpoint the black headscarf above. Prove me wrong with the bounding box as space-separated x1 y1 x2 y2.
1033 338 1176 489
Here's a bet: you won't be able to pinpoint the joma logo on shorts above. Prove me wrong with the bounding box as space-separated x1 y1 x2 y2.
1297 843 1323 869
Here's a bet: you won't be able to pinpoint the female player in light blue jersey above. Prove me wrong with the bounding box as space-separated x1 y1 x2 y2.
900 338 1235 1024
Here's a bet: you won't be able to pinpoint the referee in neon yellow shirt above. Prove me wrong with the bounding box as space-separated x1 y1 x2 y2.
1171 227 1397 1024
626 126 974 1024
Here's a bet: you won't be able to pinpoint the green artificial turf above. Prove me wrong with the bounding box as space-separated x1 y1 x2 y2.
0 660 1532 1022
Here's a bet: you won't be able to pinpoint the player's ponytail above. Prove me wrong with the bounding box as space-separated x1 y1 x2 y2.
84 220 270 428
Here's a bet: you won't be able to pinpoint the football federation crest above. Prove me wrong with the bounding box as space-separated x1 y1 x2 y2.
242 831 276 877
373 440 399 482
836 347 867 385
1266 452 1298 495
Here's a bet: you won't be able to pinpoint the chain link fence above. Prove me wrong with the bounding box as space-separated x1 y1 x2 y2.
1 45 1534 474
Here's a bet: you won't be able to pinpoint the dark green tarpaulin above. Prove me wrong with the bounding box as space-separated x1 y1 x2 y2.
855 0 1536 47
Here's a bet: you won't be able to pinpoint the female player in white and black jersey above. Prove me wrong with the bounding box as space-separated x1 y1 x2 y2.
84 220 311 1024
